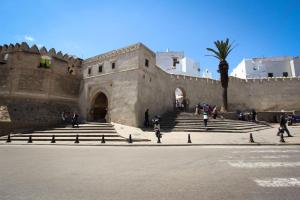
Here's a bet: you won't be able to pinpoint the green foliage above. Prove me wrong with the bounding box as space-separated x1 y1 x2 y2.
206 38 234 61
39 56 51 68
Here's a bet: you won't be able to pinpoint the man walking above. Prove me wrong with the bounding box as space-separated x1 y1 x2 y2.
203 111 208 130
72 112 79 128
277 113 292 137
144 109 150 128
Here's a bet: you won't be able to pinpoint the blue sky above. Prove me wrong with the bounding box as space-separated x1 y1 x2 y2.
1 0 299 78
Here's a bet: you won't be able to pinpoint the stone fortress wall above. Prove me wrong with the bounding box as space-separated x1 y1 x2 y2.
1 42 300 131
80 44 143 126
83 43 300 127
228 76 300 111
0 42 82 133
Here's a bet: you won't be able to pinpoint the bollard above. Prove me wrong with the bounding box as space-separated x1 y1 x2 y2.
74 134 79 143
280 133 285 143
28 135 33 143
101 135 105 143
188 134 192 143
51 135 56 143
6 133 11 143
249 133 254 143
128 134 133 143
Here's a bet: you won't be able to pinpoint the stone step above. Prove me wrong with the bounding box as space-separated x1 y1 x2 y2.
160 124 268 129
160 123 267 127
0 137 127 142
162 126 270 133
52 127 115 130
161 119 259 123
8 134 121 137
33 130 117 133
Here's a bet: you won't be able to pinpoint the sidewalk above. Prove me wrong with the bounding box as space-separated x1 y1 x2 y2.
113 123 300 145
1 124 299 146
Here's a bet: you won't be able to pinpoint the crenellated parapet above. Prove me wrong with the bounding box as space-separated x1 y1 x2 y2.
0 42 82 67
84 42 155 65
229 76 300 84
169 73 220 84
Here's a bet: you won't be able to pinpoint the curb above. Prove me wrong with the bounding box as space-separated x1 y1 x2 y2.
1 143 300 147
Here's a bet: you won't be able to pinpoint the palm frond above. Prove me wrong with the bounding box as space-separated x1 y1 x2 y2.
206 38 235 61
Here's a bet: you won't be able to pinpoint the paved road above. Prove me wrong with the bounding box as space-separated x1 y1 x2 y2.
0 145 300 200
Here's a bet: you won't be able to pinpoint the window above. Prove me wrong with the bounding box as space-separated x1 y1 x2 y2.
268 73 273 78
145 59 149 67
88 68 91 75
98 65 103 73
173 57 179 67
111 62 115 69
283 72 288 77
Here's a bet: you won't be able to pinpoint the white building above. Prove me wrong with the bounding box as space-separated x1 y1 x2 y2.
231 56 300 79
202 69 212 79
156 50 201 77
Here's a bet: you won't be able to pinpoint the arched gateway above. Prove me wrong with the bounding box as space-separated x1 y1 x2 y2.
91 92 108 122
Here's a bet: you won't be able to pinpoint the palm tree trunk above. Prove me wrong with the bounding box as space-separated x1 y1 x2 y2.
222 87 228 112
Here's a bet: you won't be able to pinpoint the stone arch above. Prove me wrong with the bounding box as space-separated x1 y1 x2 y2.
174 86 188 111
89 90 110 122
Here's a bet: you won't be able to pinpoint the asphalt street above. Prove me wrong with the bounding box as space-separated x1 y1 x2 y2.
0 145 300 200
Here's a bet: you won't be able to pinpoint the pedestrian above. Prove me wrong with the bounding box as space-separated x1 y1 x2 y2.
144 109 150 128
61 111 66 124
203 111 208 129
182 99 186 112
152 115 161 139
277 113 292 137
72 112 79 128
212 106 218 119
251 109 257 122
195 104 199 115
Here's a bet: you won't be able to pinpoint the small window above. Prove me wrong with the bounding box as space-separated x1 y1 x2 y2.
283 72 288 77
98 65 103 73
111 62 115 69
173 57 179 67
88 68 91 75
268 73 273 78
145 59 149 67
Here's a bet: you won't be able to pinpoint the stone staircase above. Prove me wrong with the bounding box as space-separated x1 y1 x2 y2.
0 122 146 143
160 112 271 133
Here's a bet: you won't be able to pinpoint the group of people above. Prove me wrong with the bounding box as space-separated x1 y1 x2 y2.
237 109 257 122
175 99 189 111
61 111 79 128
195 103 218 119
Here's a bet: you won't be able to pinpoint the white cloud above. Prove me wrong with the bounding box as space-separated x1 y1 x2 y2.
36 44 43 48
24 35 35 42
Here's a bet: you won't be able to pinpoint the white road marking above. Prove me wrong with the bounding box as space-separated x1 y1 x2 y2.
254 178 300 187
262 155 290 159
248 150 300 153
228 161 300 168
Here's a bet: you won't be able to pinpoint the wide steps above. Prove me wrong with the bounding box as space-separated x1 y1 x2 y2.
0 122 143 143
160 112 271 133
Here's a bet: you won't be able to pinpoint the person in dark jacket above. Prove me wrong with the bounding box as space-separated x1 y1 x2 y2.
144 109 149 128
72 112 79 128
277 113 292 137
251 109 257 122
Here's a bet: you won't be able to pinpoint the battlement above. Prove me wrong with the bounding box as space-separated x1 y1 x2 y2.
0 42 82 66
229 76 300 83
84 42 155 65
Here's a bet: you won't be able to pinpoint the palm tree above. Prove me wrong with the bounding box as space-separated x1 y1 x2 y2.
206 38 234 112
